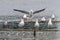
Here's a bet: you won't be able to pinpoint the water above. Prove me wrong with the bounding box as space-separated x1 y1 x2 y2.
0 31 60 40
36 31 59 40
0 31 34 40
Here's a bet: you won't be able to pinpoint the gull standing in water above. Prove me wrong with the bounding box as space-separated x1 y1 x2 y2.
3 21 8 28
18 19 24 27
34 19 39 28
4 21 8 25
48 18 53 26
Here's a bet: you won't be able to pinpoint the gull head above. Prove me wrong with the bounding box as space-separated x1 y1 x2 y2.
29 9 33 14
23 14 27 19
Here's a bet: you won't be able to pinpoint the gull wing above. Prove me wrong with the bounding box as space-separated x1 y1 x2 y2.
13 9 29 14
33 8 46 14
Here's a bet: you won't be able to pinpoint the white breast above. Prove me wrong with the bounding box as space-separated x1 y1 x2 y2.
34 19 39 27
48 18 53 26
18 19 24 27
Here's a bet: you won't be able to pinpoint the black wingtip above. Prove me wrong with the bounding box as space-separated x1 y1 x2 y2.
39 8 46 12
42 8 46 11
13 9 17 11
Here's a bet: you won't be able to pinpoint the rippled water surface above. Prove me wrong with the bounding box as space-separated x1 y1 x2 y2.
0 31 60 40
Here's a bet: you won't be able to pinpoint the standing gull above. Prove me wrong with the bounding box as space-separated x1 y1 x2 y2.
4 21 8 26
48 18 53 26
3 21 8 28
34 19 39 28
18 19 24 27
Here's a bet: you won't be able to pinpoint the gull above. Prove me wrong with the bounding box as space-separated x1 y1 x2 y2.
4 21 8 25
13 8 46 18
48 18 53 26
41 17 46 21
18 19 24 27
3 21 8 28
34 19 39 27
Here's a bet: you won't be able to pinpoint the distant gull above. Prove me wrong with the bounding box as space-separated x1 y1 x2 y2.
4 21 8 25
3 21 8 28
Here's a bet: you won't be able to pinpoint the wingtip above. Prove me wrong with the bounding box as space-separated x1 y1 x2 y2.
13 9 17 11
43 8 46 10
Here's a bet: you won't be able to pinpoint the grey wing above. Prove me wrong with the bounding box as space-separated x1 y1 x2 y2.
33 8 46 14
13 9 29 14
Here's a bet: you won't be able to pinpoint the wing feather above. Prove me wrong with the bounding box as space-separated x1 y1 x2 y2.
13 9 29 14
33 8 46 14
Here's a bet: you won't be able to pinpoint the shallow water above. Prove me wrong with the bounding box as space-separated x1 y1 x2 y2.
0 31 60 40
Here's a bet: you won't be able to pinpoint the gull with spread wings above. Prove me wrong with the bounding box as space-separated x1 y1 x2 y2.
13 8 46 18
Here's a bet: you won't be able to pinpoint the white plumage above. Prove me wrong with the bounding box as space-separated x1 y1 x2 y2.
31 9 33 12
23 14 27 19
34 19 39 27
48 18 53 26
51 14 55 19
41 17 46 21
4 21 8 25
18 19 24 27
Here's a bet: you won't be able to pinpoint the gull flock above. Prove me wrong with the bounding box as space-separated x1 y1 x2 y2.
18 14 55 28
3 8 56 28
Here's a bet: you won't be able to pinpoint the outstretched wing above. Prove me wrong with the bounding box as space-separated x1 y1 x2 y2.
33 8 46 14
13 9 29 14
